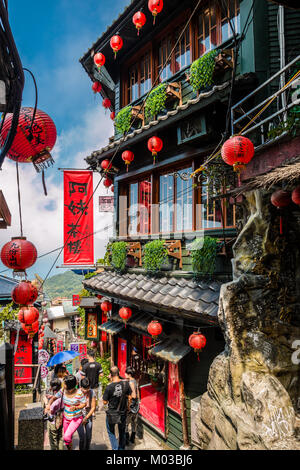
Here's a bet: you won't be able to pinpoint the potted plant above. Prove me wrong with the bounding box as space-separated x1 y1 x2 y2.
189 49 220 94
114 106 132 135
145 84 167 121
110 241 128 272
190 236 219 278
143 240 168 274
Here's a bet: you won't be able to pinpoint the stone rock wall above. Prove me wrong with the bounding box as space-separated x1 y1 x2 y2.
196 190 300 450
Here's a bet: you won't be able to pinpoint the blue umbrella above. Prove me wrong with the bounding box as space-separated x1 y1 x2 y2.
47 350 80 367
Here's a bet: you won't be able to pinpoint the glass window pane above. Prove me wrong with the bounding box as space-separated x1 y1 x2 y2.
176 168 192 232
160 174 174 232
129 183 138 235
139 179 152 234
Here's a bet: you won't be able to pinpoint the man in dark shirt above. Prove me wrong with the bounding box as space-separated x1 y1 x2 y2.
82 349 103 408
103 366 133 450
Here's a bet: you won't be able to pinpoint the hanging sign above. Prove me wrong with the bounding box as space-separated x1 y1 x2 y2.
167 362 181 415
10 332 33 385
56 339 63 353
63 170 94 265
38 349 50 365
72 294 81 306
99 196 114 212
101 312 107 342
86 312 98 339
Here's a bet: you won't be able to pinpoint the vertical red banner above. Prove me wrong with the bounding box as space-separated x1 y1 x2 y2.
63 170 94 265
101 312 107 342
11 332 33 384
167 362 181 414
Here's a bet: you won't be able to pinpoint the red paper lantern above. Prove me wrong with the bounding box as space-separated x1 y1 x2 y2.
189 332 206 361
110 111 115 120
111 185 114 193
271 190 291 235
12 280 38 306
92 81 102 93
147 136 163 164
292 186 300 206
22 320 39 336
221 136 255 172
0 107 57 170
122 150 134 172
102 98 111 110
18 306 39 325
133 11 146 35
148 0 163 24
97 295 103 300
94 52 106 69
103 177 113 188
119 307 132 327
110 35 123 58
101 159 112 171
147 320 162 339
1 237 37 276
101 301 112 312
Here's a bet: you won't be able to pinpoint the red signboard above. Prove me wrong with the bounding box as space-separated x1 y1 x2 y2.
139 384 165 434
56 339 63 353
72 294 80 306
10 332 33 384
79 343 87 361
118 338 127 378
63 170 94 265
86 312 98 339
167 362 181 415
101 312 107 342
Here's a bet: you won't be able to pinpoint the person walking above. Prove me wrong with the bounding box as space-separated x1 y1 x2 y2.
75 358 88 386
77 377 96 450
102 366 133 451
47 374 86 450
124 367 140 446
82 349 103 408
44 378 64 451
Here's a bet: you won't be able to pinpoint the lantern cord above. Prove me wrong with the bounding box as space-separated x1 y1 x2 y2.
23 68 38 135
16 161 24 238
42 169 47 196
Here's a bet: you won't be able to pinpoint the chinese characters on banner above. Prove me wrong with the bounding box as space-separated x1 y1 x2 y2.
167 362 181 414
101 312 107 342
63 171 94 265
10 332 33 384
56 339 63 353
72 294 80 306
70 342 87 362
87 312 98 339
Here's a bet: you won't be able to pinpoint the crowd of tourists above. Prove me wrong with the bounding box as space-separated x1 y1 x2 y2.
44 349 139 451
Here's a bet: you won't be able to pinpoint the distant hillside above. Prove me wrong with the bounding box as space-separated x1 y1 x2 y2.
43 270 84 300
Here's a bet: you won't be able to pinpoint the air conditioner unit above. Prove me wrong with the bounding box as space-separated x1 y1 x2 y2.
190 394 202 449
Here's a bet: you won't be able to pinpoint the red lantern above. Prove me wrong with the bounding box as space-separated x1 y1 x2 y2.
22 320 39 336
292 186 300 206
189 332 207 361
92 81 102 93
133 11 146 35
147 136 163 164
110 35 123 58
0 107 57 171
122 150 134 172
148 0 163 24
119 307 132 327
110 111 115 120
101 301 112 312
103 177 113 188
18 306 39 325
1 237 37 276
102 98 111 111
271 190 291 235
111 185 114 193
221 136 255 172
101 159 112 171
94 52 106 69
147 320 162 339
12 281 38 306
97 295 103 300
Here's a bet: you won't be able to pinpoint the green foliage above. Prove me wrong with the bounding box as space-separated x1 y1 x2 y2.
95 353 111 392
190 49 219 93
114 106 132 135
111 241 128 272
145 84 167 120
267 114 300 140
44 270 84 300
97 243 111 266
76 306 86 338
84 271 98 279
191 236 219 277
0 302 18 341
143 240 168 274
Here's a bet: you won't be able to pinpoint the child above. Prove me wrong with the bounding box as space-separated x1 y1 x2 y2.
44 378 64 451
77 378 96 450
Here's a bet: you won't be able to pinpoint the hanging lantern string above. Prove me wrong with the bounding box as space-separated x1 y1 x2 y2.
16 161 24 238
23 68 38 137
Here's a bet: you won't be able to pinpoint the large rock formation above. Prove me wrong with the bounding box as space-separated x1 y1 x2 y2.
196 190 300 449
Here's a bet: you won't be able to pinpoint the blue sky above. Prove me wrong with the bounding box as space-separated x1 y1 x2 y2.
0 0 128 285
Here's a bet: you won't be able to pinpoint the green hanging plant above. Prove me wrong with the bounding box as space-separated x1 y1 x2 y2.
191 236 219 277
190 49 219 93
114 106 132 135
111 241 128 272
143 240 168 274
145 84 167 121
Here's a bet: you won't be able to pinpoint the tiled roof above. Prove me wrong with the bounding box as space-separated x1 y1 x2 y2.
99 319 124 336
148 337 192 364
83 271 221 324
86 82 230 162
0 274 18 297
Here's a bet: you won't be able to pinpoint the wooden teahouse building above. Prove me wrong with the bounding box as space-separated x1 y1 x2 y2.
80 0 300 449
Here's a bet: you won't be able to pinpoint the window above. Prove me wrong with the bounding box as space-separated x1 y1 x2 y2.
196 0 240 57
200 180 235 229
128 178 152 235
127 51 152 103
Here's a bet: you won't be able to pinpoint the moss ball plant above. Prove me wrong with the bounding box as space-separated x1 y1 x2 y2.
143 239 168 274
190 49 219 93
145 84 167 121
114 106 132 135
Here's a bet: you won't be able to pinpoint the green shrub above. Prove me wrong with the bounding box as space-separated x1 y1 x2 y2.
143 240 168 274
190 49 219 93
191 236 219 276
111 241 128 272
96 353 111 392
114 106 132 135
145 84 167 120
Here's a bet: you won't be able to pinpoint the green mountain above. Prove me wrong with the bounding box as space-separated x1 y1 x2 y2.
43 270 84 300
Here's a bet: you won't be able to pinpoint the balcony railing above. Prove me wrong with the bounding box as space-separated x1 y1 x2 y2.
231 55 300 150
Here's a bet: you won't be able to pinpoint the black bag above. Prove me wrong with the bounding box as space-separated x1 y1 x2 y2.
130 398 140 414
106 382 124 425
